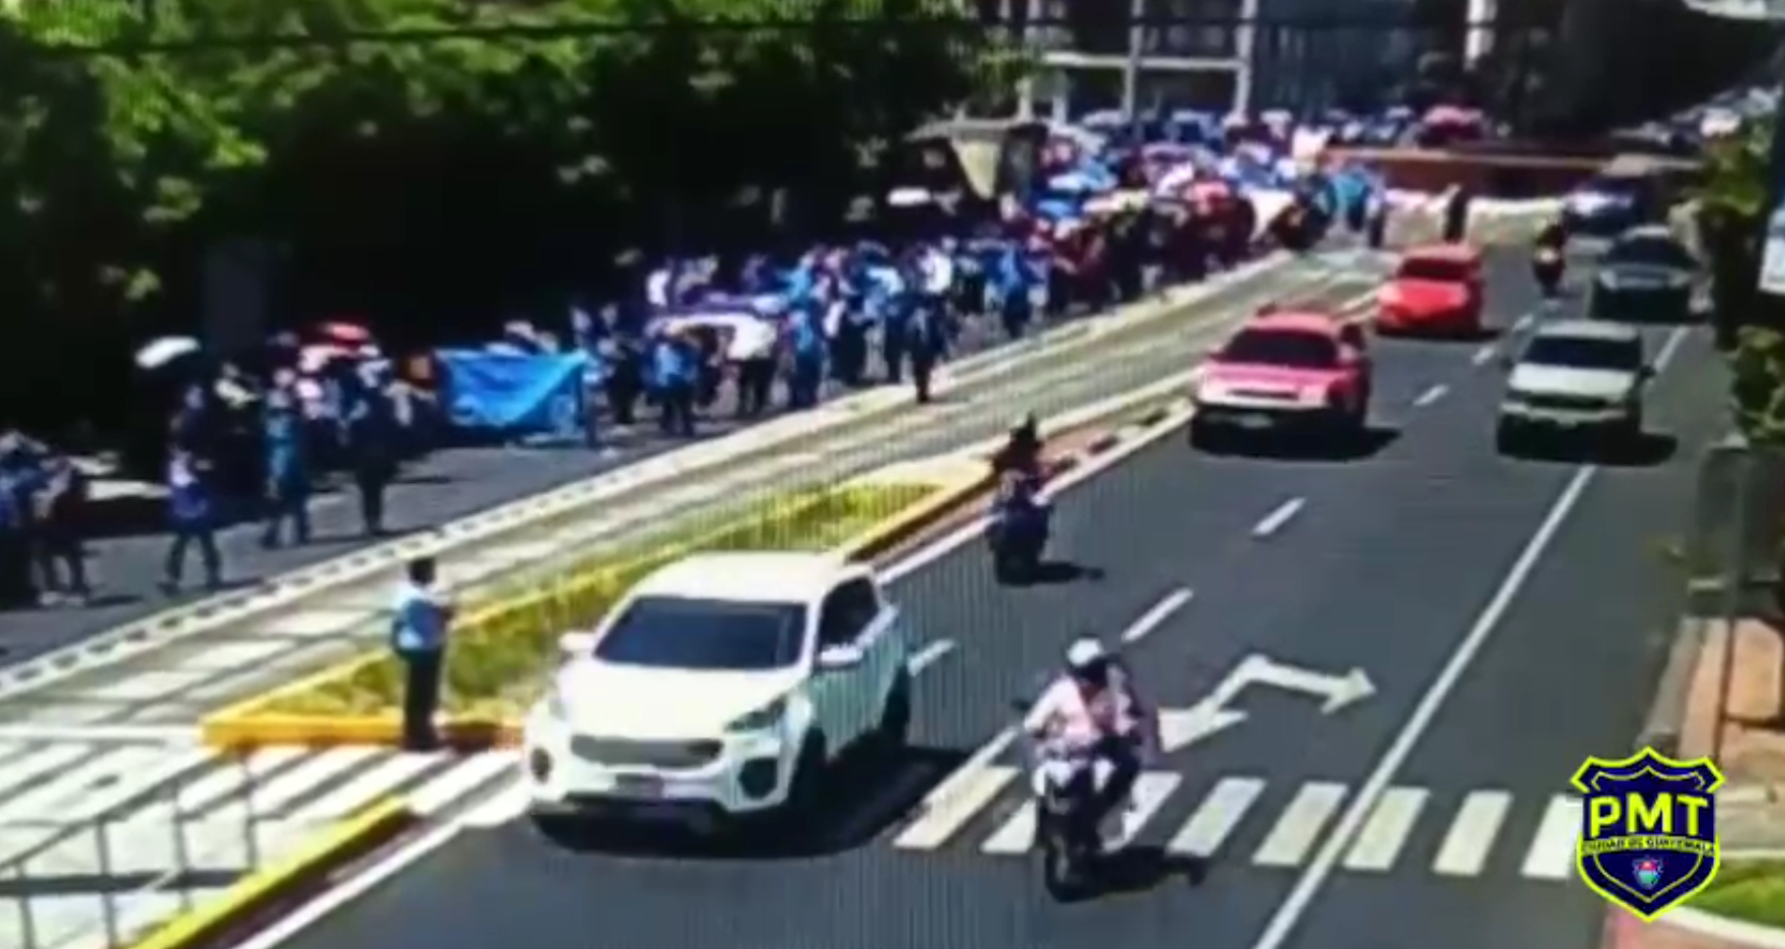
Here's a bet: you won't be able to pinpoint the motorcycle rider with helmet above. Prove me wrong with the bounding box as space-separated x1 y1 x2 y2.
1022 638 1156 845
991 413 1044 480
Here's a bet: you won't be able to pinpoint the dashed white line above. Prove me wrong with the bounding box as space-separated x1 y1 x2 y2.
1472 345 1497 366
1412 384 1448 408
909 639 958 672
1511 313 1534 332
1121 588 1194 644
1251 498 1306 539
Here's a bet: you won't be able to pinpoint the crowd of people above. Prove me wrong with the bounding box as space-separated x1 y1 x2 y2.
0 335 425 609
0 107 1410 615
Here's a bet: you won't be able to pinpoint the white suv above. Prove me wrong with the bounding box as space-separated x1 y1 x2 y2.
1496 319 1653 452
522 552 913 840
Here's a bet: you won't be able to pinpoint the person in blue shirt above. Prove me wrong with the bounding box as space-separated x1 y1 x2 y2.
391 556 454 751
0 436 42 607
259 389 311 549
906 294 943 405
161 449 221 594
652 330 697 437
570 306 608 450
877 256 912 384
787 307 826 409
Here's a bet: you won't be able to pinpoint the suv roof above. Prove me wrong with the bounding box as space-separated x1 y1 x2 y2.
1530 319 1641 344
635 552 867 604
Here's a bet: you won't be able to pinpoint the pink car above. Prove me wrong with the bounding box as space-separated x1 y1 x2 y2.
1188 311 1373 447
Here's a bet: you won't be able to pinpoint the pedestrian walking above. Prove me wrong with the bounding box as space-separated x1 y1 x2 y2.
391 556 453 751
729 311 779 417
346 385 400 537
652 330 697 437
32 455 90 605
0 438 39 608
162 449 221 594
259 389 312 548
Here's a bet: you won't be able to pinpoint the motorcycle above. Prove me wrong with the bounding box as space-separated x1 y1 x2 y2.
987 495 1050 583
1533 246 1564 299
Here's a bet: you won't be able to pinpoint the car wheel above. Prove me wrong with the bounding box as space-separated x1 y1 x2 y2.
530 812 585 849
1188 419 1217 452
1495 420 1521 455
781 734 828 820
875 670 912 752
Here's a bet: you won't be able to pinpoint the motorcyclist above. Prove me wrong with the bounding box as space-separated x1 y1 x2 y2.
1532 217 1567 296
1022 638 1154 845
990 413 1043 479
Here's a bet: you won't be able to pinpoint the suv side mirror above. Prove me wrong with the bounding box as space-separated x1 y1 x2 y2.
559 631 597 656
1640 364 1656 379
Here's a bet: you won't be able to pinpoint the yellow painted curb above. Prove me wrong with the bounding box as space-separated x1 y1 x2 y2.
201 713 521 750
839 470 993 562
126 798 414 949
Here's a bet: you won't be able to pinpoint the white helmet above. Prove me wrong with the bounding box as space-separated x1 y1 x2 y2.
1065 637 1108 671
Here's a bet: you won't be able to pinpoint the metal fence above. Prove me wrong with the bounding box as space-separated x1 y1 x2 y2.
1 736 268 949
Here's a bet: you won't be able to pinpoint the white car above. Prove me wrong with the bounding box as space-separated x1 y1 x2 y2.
522 552 913 839
1496 319 1653 451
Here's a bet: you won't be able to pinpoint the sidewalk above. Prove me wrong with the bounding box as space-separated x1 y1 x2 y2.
1605 615 1785 949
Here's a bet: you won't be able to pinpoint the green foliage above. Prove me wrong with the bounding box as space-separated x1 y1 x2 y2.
1730 326 1785 447
0 0 1017 431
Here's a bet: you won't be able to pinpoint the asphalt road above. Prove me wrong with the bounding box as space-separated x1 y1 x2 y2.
224 248 1724 949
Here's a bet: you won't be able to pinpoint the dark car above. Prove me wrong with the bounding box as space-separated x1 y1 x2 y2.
1589 226 1697 323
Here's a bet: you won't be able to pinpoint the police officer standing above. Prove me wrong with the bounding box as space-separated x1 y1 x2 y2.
392 557 454 751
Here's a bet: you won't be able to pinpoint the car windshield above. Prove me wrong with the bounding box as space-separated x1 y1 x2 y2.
1522 335 1642 372
1220 328 1338 369
1609 237 1692 270
592 596 807 671
1397 257 1470 282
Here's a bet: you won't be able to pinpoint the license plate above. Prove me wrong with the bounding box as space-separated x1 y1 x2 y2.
610 775 663 799
1236 414 1272 429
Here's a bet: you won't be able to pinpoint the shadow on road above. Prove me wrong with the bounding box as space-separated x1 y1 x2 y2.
529 744 969 861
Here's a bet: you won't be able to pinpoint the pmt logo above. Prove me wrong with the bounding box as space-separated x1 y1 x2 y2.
1571 748 1725 921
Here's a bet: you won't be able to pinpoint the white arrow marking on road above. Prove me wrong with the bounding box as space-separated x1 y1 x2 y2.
1157 653 1377 752
1231 654 1376 714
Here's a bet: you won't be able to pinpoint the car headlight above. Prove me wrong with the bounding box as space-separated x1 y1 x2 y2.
1303 386 1331 405
726 697 788 733
539 688 569 723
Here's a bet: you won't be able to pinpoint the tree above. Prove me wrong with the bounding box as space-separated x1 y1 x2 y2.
0 0 1016 432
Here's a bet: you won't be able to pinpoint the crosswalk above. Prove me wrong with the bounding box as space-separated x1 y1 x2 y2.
0 741 517 949
886 765 1582 883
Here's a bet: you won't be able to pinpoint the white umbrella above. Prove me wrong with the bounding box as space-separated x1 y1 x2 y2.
134 336 201 370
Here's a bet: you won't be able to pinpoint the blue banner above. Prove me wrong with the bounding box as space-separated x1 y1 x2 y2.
437 350 586 438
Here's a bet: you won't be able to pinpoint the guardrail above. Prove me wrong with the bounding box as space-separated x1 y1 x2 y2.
2 737 265 949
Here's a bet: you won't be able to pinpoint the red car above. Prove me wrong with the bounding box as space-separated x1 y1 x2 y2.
1375 243 1485 337
1189 310 1373 446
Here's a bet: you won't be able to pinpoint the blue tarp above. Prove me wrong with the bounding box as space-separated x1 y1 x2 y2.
438 350 586 438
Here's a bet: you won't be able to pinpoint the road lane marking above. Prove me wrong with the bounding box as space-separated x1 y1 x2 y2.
1520 795 1582 880
897 764 1017 850
1121 588 1194 644
1251 498 1306 539
1246 326 1695 947
1247 464 1597 949
1512 312 1534 332
1412 384 1448 408
979 771 1181 854
1472 344 1497 366
1433 789 1513 876
246 746 384 814
1253 782 1347 867
289 752 447 823
908 640 958 672
1167 776 1266 857
1342 786 1428 871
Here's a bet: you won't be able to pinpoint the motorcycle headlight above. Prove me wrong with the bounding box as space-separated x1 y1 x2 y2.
726 697 788 733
